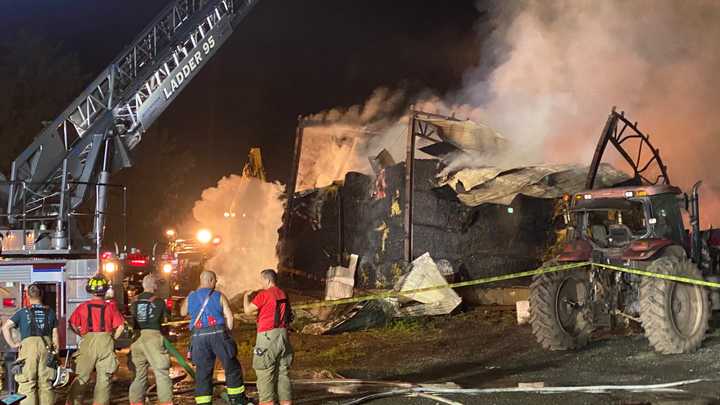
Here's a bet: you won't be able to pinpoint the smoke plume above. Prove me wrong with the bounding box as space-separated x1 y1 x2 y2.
192 174 285 296
456 0 720 225
297 88 409 190
300 0 720 225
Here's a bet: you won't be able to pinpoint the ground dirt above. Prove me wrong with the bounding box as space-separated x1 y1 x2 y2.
49 305 720 404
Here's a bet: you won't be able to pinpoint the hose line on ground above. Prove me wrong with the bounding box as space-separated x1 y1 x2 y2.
339 378 707 405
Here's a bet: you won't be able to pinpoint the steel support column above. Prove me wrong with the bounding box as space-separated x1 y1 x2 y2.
404 108 417 263
283 116 305 237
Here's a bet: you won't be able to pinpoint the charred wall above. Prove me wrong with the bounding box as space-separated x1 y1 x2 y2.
280 159 556 290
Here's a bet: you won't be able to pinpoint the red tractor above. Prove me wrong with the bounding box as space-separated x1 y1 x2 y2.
530 108 719 354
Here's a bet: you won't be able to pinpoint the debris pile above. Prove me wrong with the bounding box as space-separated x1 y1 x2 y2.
301 253 461 334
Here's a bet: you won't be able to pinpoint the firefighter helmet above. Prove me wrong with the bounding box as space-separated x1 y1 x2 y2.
86 274 110 295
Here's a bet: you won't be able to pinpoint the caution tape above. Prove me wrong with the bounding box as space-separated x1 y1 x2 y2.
160 259 720 328
160 261 588 326
292 261 590 309
165 319 190 327
591 262 720 288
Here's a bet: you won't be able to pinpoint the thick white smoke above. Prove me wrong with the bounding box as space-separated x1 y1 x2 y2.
297 88 410 190
192 174 285 296
456 0 720 224
294 0 720 226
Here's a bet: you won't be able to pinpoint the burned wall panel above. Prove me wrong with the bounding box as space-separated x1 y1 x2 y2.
280 159 556 291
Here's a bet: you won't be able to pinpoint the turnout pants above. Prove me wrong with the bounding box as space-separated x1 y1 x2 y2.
129 330 173 405
190 326 245 404
66 332 118 405
253 328 293 405
16 336 55 405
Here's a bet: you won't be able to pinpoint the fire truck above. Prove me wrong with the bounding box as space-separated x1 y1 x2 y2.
156 230 221 292
0 0 260 368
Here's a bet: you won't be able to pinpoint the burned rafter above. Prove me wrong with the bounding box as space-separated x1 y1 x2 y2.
586 107 670 189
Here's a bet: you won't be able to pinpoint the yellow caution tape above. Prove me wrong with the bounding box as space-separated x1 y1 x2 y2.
161 261 589 326
164 319 190 327
292 261 590 309
592 262 720 288
161 259 720 328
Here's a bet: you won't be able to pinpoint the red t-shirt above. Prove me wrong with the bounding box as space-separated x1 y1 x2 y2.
69 298 125 335
251 286 288 333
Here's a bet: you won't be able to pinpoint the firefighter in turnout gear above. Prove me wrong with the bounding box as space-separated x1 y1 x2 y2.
1 284 59 405
66 274 126 405
180 271 248 405
129 274 173 405
244 269 294 405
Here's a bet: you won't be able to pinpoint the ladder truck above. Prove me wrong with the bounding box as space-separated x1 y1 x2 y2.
0 0 260 375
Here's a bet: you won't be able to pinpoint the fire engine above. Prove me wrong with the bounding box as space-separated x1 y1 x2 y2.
0 0 260 369
155 230 221 299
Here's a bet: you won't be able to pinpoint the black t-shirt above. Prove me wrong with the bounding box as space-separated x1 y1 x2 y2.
10 305 57 339
131 292 167 330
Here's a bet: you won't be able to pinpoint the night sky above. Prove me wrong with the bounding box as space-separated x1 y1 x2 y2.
1 0 487 246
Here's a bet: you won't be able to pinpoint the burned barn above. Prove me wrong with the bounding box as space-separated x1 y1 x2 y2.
279 111 627 291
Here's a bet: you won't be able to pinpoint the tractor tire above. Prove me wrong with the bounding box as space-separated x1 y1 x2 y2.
639 256 710 354
529 263 593 350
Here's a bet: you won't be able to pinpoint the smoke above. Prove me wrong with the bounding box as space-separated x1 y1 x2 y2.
455 0 720 225
192 174 285 296
298 1 720 225
297 88 409 190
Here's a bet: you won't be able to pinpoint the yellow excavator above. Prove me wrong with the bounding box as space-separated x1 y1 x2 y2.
242 147 266 181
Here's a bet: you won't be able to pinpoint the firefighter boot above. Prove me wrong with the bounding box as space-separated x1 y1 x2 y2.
227 393 253 405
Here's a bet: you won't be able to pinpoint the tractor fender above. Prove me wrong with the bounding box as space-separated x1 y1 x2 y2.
622 239 678 261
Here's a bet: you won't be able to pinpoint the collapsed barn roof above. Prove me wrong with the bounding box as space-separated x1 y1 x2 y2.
436 163 630 207
413 114 630 207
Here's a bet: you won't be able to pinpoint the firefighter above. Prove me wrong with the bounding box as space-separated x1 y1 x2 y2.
243 269 293 405
180 271 248 405
128 274 173 405
1 284 59 405
66 274 126 405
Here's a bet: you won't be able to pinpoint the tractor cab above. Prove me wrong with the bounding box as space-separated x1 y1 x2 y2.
562 185 688 264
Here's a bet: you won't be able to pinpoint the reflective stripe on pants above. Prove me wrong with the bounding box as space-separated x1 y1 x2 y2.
195 395 213 404
190 327 245 400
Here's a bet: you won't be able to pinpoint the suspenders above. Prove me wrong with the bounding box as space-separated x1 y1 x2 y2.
86 303 106 331
27 306 50 336
273 298 292 329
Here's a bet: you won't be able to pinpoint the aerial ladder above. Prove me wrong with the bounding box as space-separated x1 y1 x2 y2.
0 0 260 358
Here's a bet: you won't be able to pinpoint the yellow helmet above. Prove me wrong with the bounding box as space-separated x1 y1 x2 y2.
86 274 110 296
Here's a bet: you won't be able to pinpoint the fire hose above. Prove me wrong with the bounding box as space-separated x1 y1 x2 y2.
163 337 195 380
338 378 707 405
